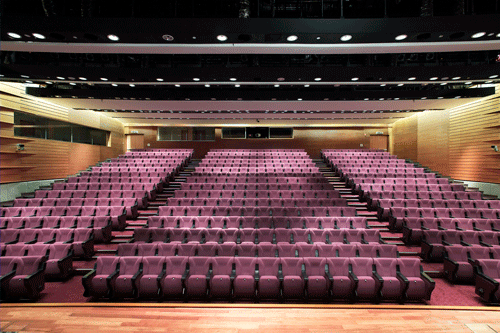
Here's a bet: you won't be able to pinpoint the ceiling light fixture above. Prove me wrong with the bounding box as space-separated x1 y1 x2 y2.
471 32 486 39
79 77 87 80
111 84 118 86
351 77 359 81
314 78 322 81
205 84 210 87
287 35 298 42
162 35 174 41
193 78 200 81
465 81 472 84
230 78 237 81
489 75 499 79
129 84 135 87
430 77 438 81
100 78 108 81
33 33 46 39
107 34 119 41
217 35 228 41
235 84 240 87
70 83 76 86
274 84 279 87
408 77 416 81
7 32 21 39
340 35 352 42
175 84 180 87
380 84 386 87
440 83 447 85
304 84 310 87
395 34 407 41
398 84 404 87
21 75 30 78
156 78 164 82
452 77 461 80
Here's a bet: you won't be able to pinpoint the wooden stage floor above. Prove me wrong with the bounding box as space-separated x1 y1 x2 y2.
1 304 500 333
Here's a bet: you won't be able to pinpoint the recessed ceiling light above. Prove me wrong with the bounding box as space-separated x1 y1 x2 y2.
193 78 200 81
340 35 352 42
162 35 174 41
455 96 461 99
70 82 76 86
107 34 119 41
430 77 438 81
297 98 302 101
394 98 400 100
25 80 32 83
175 84 181 87
398 84 404 87
351 77 359 81
156 78 164 82
217 35 228 41
129 84 135 87
21 75 30 78
452 77 461 80
7 32 21 39
438 96 444 99
314 78 322 81
304 84 310 87
395 34 407 41
287 35 298 42
380 84 386 87
440 83 447 85
45 81 52 84
408 77 416 81
316 37 321 40
33 33 46 39
235 84 240 87
421 97 427 100
497 33 500 38
205 84 210 87
489 75 499 79
100 78 108 81
274 84 280 87
230 78 237 81
379 98 384 100
111 83 118 87
465 81 472 84
364 98 369 101
79 77 87 80
471 32 486 39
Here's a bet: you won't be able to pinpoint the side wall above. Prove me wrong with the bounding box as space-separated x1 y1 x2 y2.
391 86 500 183
0 83 125 183
124 126 389 159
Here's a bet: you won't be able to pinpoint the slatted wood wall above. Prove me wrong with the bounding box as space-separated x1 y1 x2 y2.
390 115 418 161
0 83 125 184
417 110 450 176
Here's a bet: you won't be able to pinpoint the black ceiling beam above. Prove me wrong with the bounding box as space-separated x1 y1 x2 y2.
26 87 495 101
2 15 500 44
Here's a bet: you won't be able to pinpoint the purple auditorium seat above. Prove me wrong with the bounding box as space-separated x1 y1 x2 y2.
349 258 378 301
255 257 280 299
117 244 138 256
137 243 158 256
4 244 28 256
281 257 305 299
278 244 298 257
216 244 235 257
236 244 256 257
256 229 275 244
421 230 445 262
233 257 258 299
329 230 347 244
0 257 18 297
136 256 165 299
475 259 500 303
1 208 21 218
186 257 212 299
57 216 77 229
1 229 20 245
159 256 189 298
443 246 474 283
61 229 94 259
5 256 46 300
396 258 435 302
303 257 329 300
373 258 403 302
297 244 319 257
316 243 336 258
133 228 151 243
479 231 500 247
82 256 120 298
158 243 179 256
86 217 112 243
257 244 278 257
327 257 355 300
31 244 73 280
113 257 143 299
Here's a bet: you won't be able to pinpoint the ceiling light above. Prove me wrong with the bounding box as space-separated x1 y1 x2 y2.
25 80 32 83
217 35 228 41
79 77 87 80
351 77 359 81
485 80 493 83
340 35 352 42
430 77 438 81
274 84 279 87
395 34 407 41
162 35 174 41
471 32 486 39
205 84 210 87
314 78 322 81
70 83 76 86
316 37 321 40
107 34 119 41
364 98 369 101
287 35 298 42
175 84 180 87
33 33 46 39
421 97 427 100
398 84 404 87
193 78 200 81
465 81 472 84
455 96 461 99
235 84 240 87
100 78 108 81
111 84 118 87
394 98 400 100
129 84 135 87
380 84 386 87
408 77 416 81
7 32 21 39
452 77 461 80
379 98 384 100
438 96 444 99
156 78 164 82
45 81 52 84
297 98 302 101
440 83 447 85
21 75 30 78
230 78 237 81
489 75 499 79
304 84 310 87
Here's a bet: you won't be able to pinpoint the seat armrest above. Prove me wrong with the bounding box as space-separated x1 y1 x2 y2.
0 269 17 282
460 240 471 247
479 241 492 247
132 268 143 283
476 271 499 286
107 268 120 282
82 269 97 297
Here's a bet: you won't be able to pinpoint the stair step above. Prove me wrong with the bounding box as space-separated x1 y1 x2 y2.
384 241 405 245
383 236 402 240
398 251 420 257
425 271 442 279
75 268 93 276
114 235 133 239
128 223 147 227
96 249 116 253
111 239 131 244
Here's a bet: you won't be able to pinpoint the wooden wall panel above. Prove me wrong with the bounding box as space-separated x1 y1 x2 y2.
369 135 389 150
391 115 418 161
0 83 126 183
125 126 388 159
417 110 450 176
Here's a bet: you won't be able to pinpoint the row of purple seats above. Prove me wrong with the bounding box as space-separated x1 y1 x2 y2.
421 230 500 262
34 190 148 208
377 199 498 221
1 206 126 231
0 256 46 299
79 171 168 178
180 183 334 191
402 218 500 245
90 167 177 173
175 190 339 200
13 198 138 219
166 198 348 208
132 228 383 245
192 172 323 178
1 216 112 243
359 184 464 194
209 149 305 152
194 167 320 173
389 208 500 231
352 178 449 186
67 177 165 185
186 177 327 184
2 243 73 280
116 242 397 258
475 259 500 303
443 245 500 283
147 216 369 230
0 228 94 258
342 173 436 181
53 182 156 193
367 191 484 208
157 206 358 218
82 256 433 302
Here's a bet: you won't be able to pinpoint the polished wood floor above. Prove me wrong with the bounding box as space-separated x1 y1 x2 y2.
1 304 500 333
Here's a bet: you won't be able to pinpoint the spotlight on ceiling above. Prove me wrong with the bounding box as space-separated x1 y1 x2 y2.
111 83 118 86
351 77 359 81
340 35 352 42
175 84 181 87
314 78 322 81
193 78 200 81
471 32 486 39
162 35 174 41
100 78 108 81
230 78 237 81
408 77 416 81
129 84 135 87
395 34 408 41
79 77 87 80
107 34 119 41
490 75 499 79
287 35 298 42
430 77 438 81
33 33 46 39
217 35 228 41
7 32 21 39
156 78 164 82
465 81 472 84
235 84 240 87
452 77 461 80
